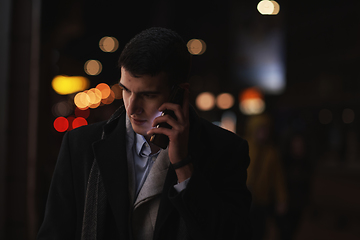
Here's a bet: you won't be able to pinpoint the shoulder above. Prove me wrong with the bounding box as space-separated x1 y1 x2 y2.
65 120 107 146
199 117 247 148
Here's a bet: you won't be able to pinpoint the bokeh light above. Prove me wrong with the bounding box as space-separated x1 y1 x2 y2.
96 83 111 99
101 89 115 105
257 1 280 15
72 117 88 129
67 116 75 131
74 92 90 109
319 109 333 124
52 75 90 95
84 60 102 75
342 108 355 124
52 101 72 117
187 39 206 55
271 1 280 14
53 117 69 132
99 36 119 52
240 99 265 115
111 84 123 99
216 93 235 110
196 92 215 111
87 88 102 108
239 88 265 115
75 107 90 119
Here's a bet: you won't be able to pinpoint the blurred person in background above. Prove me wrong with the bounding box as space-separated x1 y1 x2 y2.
280 133 312 240
37 27 252 240
246 114 288 240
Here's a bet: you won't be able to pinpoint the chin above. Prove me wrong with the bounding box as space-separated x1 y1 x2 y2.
132 125 149 137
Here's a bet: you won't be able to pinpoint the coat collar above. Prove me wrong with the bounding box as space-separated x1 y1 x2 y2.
92 106 130 238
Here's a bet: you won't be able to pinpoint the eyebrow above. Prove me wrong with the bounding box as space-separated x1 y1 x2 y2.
118 82 161 95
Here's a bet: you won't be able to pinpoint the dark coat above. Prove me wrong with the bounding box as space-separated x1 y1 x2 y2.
37 106 252 240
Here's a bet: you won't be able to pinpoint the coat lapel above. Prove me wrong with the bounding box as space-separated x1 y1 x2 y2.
92 108 130 238
134 148 170 209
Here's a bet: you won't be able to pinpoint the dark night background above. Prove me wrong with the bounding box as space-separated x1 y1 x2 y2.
1 0 360 239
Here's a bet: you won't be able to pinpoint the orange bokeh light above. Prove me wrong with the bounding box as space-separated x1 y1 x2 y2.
239 87 263 101
54 117 69 132
96 83 111 99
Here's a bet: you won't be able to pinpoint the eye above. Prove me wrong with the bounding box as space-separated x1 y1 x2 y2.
144 94 156 99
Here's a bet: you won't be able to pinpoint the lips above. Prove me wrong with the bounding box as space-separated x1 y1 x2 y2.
131 117 147 125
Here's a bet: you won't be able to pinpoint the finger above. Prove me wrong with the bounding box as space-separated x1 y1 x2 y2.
152 114 179 129
158 103 186 123
147 127 173 138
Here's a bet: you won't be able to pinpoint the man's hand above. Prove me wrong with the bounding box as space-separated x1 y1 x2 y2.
147 88 193 182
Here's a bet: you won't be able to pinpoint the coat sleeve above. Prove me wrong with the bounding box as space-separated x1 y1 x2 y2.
168 139 252 240
37 132 78 239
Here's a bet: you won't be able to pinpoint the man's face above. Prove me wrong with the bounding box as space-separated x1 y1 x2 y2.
119 67 171 141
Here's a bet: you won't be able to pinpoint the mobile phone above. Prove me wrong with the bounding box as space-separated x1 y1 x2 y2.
150 85 185 149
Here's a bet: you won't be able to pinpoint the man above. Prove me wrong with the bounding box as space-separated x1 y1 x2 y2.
37 27 252 240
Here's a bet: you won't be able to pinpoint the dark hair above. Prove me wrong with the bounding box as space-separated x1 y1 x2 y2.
118 27 192 86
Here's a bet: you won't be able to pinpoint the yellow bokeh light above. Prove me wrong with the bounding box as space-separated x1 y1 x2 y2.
196 92 215 111
257 1 280 15
216 93 235 110
84 60 102 76
187 39 206 55
99 36 119 53
51 75 90 95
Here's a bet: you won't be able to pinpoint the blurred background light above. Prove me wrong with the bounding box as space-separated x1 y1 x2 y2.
101 89 115 105
319 109 333 124
52 101 72 117
111 84 123 99
187 39 206 55
72 117 88 129
99 36 119 52
216 93 235 110
221 111 237 133
75 107 90 119
271 1 280 14
87 88 102 106
51 75 90 95
53 117 69 132
196 92 216 111
66 116 75 131
84 60 102 75
342 108 355 124
74 91 90 109
239 88 265 115
257 1 280 15
96 83 111 99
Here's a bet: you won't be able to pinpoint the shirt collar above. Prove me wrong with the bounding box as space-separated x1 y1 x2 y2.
126 114 153 157
135 133 152 157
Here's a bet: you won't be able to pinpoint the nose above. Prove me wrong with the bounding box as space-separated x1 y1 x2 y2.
127 94 143 115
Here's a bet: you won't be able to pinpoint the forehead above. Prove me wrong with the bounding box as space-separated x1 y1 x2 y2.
120 67 170 92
